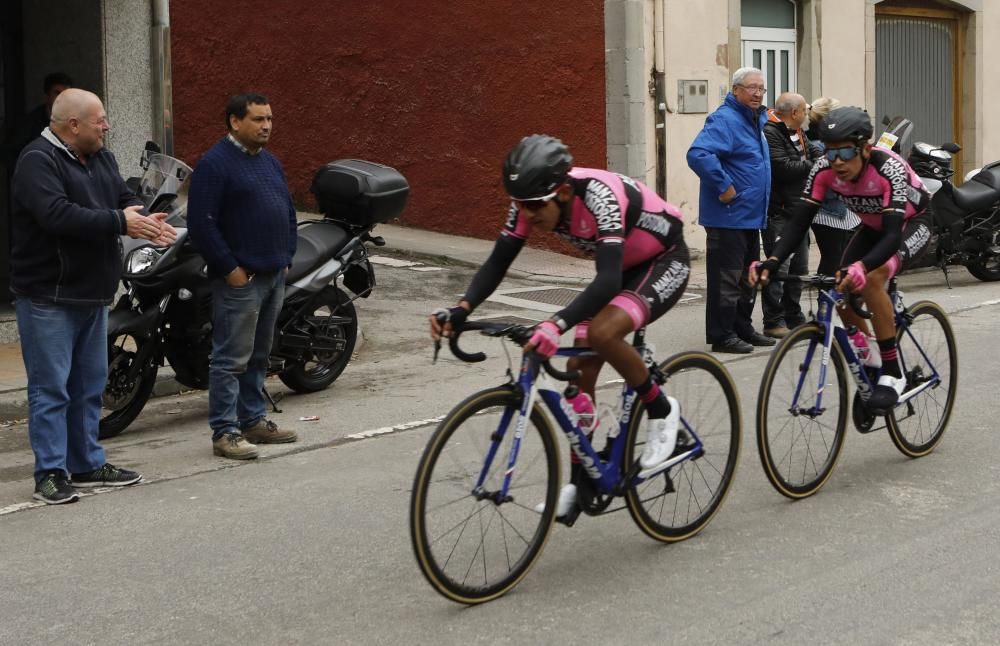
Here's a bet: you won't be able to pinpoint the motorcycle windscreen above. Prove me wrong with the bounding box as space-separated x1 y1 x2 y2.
875 116 914 154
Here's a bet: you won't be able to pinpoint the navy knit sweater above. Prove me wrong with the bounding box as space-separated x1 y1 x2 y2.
187 137 297 277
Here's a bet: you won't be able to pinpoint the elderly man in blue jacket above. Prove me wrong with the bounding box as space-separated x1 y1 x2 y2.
687 67 775 354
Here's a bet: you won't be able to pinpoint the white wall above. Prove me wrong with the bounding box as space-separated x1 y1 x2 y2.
662 0 734 250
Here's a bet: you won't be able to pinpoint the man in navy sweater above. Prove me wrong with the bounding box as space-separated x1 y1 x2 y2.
187 93 299 459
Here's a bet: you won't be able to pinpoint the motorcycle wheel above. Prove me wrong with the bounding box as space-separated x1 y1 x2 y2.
278 286 358 393
100 332 159 439
966 252 1000 281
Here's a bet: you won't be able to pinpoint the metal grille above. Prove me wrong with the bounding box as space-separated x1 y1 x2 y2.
476 315 540 326
876 15 955 149
498 288 582 307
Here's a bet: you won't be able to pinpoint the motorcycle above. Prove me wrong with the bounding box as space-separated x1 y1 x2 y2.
100 150 409 439
876 116 1000 286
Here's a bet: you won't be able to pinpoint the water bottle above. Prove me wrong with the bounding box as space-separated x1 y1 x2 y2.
849 329 882 368
564 386 596 433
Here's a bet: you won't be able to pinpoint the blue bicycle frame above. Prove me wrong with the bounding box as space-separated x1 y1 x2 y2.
791 284 942 417
478 334 704 506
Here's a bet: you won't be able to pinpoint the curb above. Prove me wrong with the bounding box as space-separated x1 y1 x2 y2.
0 322 367 423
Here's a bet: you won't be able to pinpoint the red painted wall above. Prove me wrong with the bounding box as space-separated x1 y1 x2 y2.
170 1 606 246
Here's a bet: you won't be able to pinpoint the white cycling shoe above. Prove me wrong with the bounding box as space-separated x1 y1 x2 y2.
534 484 577 517
869 374 907 410
639 396 681 469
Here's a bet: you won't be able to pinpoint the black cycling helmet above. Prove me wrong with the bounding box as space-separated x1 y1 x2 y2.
502 134 573 200
819 106 874 143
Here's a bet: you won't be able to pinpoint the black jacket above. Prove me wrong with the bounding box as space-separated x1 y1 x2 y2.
10 129 138 305
764 116 816 217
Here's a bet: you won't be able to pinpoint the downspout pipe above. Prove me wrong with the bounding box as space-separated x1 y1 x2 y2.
151 0 173 155
652 0 667 197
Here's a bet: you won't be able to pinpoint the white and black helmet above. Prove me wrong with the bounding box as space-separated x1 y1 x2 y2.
502 134 573 200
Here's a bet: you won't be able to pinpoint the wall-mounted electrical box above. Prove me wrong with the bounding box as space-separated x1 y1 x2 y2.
677 80 709 114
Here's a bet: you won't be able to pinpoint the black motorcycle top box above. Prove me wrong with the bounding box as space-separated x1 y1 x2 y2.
311 159 409 227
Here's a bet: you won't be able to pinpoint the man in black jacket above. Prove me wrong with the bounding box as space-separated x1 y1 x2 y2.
760 92 814 338
11 88 176 504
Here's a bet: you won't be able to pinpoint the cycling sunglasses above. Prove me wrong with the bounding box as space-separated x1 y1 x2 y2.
514 190 559 211
825 146 861 162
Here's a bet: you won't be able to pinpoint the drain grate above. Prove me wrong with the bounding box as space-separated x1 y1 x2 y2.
476 315 540 326
501 287 582 306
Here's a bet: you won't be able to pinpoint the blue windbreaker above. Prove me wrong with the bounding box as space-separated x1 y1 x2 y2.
686 93 771 229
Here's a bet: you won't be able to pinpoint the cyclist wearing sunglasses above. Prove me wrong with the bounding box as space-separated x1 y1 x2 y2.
749 106 932 410
429 134 691 517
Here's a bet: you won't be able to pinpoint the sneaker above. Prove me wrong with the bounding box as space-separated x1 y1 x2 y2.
533 484 578 517
763 326 790 339
33 472 79 505
868 374 907 411
212 432 261 460
242 418 298 444
711 337 753 354
744 331 777 347
640 397 681 469
71 463 142 488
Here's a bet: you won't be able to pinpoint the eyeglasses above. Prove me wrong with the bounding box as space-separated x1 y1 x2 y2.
736 84 767 95
514 190 559 211
825 147 861 162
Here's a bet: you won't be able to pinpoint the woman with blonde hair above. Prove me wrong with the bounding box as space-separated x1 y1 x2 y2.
806 97 862 275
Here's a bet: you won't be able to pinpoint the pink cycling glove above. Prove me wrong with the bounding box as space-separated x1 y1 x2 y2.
844 261 867 293
529 320 562 359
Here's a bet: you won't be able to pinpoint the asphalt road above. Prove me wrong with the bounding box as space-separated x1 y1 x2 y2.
1 255 999 645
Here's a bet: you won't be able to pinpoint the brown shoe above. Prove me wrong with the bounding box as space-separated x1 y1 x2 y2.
212 433 260 460
763 326 790 339
242 418 298 444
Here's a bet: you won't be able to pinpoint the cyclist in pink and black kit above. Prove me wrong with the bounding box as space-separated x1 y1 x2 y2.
429 134 691 518
750 106 932 410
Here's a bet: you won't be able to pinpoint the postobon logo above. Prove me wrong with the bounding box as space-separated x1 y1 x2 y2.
584 181 622 233
651 261 690 302
504 202 519 229
879 157 909 205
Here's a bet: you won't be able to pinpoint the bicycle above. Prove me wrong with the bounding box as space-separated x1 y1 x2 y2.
409 320 742 604
756 274 958 499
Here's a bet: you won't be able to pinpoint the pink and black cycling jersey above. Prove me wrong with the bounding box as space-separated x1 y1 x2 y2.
501 168 683 267
803 147 929 230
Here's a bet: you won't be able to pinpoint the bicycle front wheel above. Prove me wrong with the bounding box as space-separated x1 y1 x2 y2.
624 351 741 542
757 323 849 498
888 300 957 457
409 386 559 604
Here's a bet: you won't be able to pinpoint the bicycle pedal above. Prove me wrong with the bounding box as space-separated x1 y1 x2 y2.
556 507 581 527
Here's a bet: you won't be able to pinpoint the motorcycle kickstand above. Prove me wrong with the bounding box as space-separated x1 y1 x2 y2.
263 386 283 414
940 263 953 289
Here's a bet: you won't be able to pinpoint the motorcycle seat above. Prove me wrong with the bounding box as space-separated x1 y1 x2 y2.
287 221 351 283
951 177 1000 212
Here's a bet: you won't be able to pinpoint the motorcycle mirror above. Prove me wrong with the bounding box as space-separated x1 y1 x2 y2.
145 140 162 153
942 142 961 154
149 192 177 213
882 115 891 126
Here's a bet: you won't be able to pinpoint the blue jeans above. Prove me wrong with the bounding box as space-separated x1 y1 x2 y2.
15 298 108 482
208 271 285 439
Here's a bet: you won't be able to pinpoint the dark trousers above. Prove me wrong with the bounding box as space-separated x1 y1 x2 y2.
761 214 808 328
810 223 855 276
704 227 758 344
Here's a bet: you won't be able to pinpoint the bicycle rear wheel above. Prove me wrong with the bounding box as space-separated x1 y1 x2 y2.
624 351 741 542
757 323 849 498
888 300 957 457
409 386 559 604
